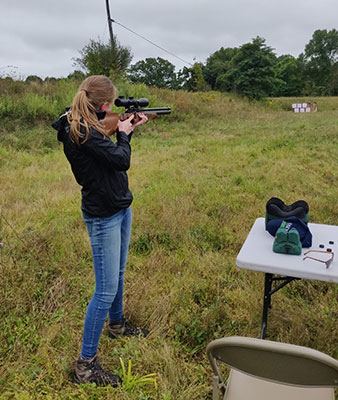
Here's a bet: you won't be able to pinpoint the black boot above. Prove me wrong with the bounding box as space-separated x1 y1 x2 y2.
108 318 149 339
74 355 121 386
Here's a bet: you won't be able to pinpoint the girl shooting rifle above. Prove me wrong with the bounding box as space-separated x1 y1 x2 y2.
52 75 149 386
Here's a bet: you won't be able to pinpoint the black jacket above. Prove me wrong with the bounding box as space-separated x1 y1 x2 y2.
52 113 133 218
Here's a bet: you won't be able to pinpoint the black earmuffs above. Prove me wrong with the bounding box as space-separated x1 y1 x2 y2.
265 197 309 229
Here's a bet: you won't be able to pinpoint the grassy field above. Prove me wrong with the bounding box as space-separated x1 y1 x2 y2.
0 79 337 399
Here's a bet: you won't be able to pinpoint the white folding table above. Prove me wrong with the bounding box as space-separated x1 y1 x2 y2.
236 217 338 338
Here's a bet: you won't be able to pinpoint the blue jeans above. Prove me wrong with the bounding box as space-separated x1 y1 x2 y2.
81 207 132 359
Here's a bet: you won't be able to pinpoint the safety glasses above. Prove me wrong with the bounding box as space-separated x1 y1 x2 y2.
303 250 334 269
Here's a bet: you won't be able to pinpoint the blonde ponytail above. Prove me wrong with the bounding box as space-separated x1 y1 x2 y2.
67 75 117 144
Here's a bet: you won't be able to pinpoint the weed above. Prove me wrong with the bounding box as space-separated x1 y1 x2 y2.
119 358 158 394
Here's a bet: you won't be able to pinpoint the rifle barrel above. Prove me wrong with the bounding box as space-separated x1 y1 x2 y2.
134 107 171 115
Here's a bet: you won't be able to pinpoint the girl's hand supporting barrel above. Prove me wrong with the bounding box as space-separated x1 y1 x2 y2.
132 113 148 128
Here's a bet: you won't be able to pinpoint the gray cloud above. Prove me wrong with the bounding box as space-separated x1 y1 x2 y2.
1 0 338 78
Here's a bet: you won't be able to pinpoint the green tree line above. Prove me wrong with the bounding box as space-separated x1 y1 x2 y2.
127 29 338 99
14 28 338 100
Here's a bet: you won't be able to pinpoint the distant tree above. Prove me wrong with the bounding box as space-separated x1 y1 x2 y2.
74 37 132 77
296 53 313 95
302 29 338 95
326 63 338 95
127 57 178 89
178 62 208 92
217 37 278 99
204 47 238 89
0 65 18 79
67 70 86 80
25 75 43 84
44 77 58 83
273 55 304 96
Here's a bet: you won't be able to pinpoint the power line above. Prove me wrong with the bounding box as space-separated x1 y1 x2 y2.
111 18 193 67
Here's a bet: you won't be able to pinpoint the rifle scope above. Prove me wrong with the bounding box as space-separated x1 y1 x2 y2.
114 96 149 109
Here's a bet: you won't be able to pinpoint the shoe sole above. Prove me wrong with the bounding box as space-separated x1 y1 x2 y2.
73 373 121 387
107 331 121 339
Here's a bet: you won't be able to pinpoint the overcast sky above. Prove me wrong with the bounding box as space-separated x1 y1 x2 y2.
1 0 338 79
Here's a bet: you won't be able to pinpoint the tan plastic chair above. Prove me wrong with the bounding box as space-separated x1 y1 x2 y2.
206 336 338 400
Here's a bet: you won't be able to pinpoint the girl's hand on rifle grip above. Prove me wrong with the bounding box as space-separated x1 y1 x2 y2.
117 114 135 135
118 113 148 135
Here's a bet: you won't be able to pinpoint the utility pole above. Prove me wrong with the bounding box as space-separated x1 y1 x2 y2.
105 0 114 45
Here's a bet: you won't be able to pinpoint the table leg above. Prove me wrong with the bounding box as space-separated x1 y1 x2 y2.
260 274 300 339
260 273 273 339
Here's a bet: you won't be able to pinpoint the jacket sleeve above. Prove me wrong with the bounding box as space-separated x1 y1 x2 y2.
82 128 132 171
51 113 68 142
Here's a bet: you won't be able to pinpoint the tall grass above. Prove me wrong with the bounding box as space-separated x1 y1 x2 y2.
0 78 337 399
